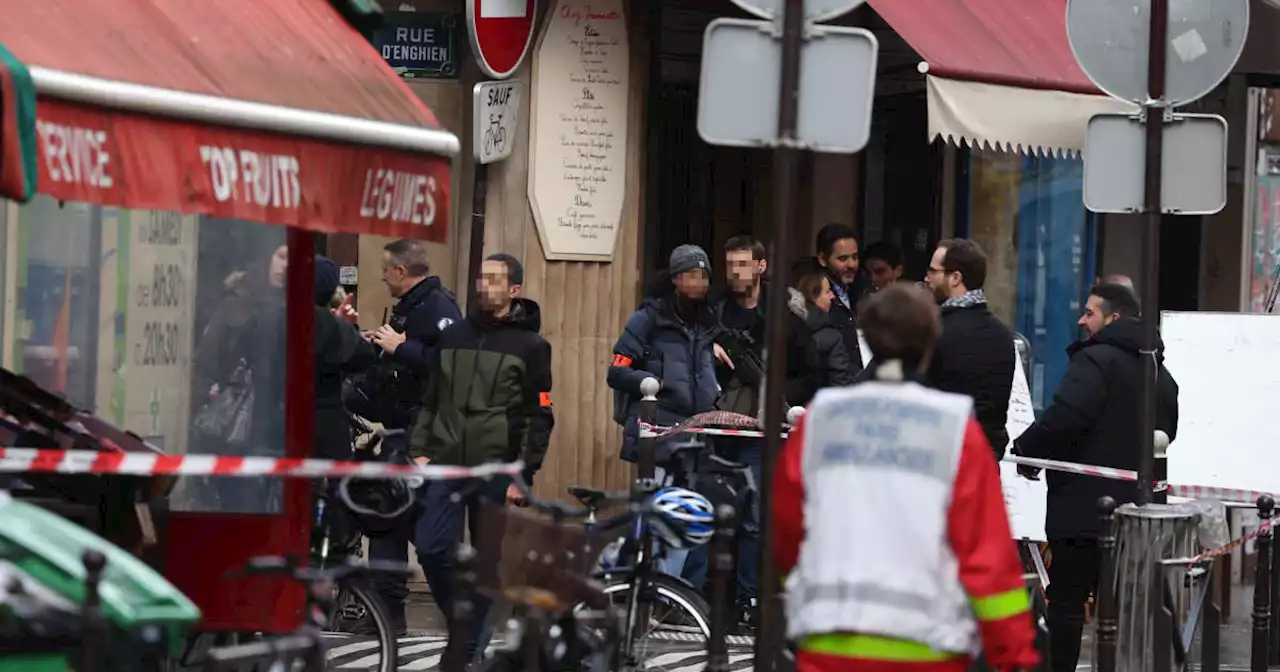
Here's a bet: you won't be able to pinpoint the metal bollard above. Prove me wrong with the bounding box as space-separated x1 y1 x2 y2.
442 543 478 672
1201 556 1223 672
706 504 737 672
1253 495 1274 672
1271 507 1280 666
1152 557 1172 672
638 377 660 480
1095 496 1119 672
80 549 108 672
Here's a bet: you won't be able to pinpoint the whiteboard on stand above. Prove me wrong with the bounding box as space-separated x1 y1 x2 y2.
1160 311 1280 498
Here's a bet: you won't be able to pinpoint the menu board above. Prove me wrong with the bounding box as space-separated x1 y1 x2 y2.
528 0 631 262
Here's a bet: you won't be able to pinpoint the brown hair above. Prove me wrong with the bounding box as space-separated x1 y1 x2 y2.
790 258 827 302
725 235 766 261
936 238 988 290
857 284 941 371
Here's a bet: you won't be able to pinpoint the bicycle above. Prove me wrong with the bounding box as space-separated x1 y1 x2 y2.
202 555 412 672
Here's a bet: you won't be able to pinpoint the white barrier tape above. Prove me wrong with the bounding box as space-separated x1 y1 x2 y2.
0 447 523 481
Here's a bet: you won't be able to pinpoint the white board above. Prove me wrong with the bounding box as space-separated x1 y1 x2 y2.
857 331 1045 540
1160 311 1280 497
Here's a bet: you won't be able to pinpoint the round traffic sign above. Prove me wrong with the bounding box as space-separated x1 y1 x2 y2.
466 0 538 80
730 0 864 24
1066 0 1249 107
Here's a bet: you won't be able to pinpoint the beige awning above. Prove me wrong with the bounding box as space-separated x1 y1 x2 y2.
926 75 1137 158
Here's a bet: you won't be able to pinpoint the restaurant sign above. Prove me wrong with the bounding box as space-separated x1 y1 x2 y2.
372 12 461 79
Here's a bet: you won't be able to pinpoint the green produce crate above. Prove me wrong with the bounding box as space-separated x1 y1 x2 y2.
0 490 200 669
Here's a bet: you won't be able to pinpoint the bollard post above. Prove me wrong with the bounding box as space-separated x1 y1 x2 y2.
638 378 660 480
1253 495 1274 672
80 549 107 672
1271 510 1280 665
1095 496 1119 672
1201 556 1222 672
1153 557 1172 672
442 543 478 672
706 504 737 672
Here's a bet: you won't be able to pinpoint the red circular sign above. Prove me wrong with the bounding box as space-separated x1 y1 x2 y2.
466 0 538 80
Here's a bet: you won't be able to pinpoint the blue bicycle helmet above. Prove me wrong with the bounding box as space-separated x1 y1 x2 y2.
650 487 715 549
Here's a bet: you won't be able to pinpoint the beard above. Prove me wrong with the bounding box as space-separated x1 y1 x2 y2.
728 278 760 297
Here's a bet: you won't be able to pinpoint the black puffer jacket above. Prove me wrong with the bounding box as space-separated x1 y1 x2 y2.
928 301 1015 458
1014 318 1179 539
820 266 867 379
787 288 853 390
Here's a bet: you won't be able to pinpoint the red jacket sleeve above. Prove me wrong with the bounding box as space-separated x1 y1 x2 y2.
772 412 806 578
948 418 1039 670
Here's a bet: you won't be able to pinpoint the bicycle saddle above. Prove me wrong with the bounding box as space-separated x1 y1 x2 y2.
707 453 747 471
568 485 609 510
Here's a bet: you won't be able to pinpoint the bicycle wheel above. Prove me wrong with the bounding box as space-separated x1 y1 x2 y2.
327 580 399 672
584 574 712 664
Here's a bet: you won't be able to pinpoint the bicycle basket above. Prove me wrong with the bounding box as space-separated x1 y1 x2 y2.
472 502 608 612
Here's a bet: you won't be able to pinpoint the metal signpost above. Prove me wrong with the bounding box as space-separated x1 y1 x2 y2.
1069 0 1247 507
699 1 873 669
465 1 536 306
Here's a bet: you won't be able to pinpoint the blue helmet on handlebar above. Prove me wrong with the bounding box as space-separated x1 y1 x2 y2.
650 487 714 549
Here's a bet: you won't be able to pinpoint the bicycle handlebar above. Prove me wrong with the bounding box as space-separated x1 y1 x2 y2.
229 555 414 585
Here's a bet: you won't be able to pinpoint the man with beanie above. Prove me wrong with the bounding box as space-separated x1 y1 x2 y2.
607 244 722 582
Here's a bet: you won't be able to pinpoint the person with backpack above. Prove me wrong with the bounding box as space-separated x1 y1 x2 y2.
607 244 723 581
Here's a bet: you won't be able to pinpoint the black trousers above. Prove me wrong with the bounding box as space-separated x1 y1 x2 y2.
1046 538 1100 672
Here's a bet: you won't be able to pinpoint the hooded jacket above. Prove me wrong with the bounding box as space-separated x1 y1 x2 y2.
608 278 721 464
409 298 554 484
787 287 854 391
1013 317 1180 539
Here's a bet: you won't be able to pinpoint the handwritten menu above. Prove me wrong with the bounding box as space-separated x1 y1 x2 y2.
529 0 631 261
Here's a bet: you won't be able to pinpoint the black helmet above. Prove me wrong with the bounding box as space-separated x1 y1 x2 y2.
338 476 417 538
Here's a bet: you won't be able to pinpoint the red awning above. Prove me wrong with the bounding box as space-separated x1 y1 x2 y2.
0 0 458 240
866 0 1134 156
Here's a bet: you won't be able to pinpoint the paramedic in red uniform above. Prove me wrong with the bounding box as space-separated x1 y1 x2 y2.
773 283 1039 672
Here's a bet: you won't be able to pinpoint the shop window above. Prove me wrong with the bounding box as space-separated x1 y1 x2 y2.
966 151 1096 411
1 198 288 514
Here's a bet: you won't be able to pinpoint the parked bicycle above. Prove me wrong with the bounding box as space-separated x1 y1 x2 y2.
203 555 412 672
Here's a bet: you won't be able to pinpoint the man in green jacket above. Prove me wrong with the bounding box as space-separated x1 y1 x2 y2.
409 252 554 659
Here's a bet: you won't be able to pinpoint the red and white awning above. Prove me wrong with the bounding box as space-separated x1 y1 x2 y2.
0 0 458 240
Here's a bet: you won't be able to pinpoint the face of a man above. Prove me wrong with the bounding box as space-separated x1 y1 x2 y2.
381 252 408 298
1078 294 1117 339
924 247 959 303
477 259 519 313
725 249 765 296
672 269 710 300
819 238 859 285
267 245 288 289
865 258 902 291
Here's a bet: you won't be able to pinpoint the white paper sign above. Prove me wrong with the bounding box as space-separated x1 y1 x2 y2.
473 81 522 164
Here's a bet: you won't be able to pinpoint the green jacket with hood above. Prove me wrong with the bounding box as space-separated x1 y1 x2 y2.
409 298 554 483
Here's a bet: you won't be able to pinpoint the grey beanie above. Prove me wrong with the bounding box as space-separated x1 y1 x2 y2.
668 244 711 277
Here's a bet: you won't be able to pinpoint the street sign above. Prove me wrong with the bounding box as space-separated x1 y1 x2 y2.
372 12 461 79
473 81 523 164
697 19 878 152
730 0 863 23
1066 0 1249 106
1083 112 1228 215
466 0 537 80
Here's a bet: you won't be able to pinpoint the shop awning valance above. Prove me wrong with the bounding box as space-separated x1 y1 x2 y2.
867 0 1136 157
0 0 459 240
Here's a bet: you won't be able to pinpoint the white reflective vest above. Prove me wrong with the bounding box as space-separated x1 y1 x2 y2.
785 381 979 654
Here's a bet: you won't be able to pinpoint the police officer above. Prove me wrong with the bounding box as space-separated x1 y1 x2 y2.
356 238 462 635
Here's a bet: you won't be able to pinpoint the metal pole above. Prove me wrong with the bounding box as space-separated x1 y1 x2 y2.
466 161 490 310
1096 497 1119 672
79 550 107 672
1252 495 1274 672
638 378 659 480
1136 0 1168 508
706 504 737 672
1202 557 1222 672
755 0 804 668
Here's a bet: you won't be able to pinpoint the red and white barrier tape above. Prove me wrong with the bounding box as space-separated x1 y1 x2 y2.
0 447 523 481
638 410 788 440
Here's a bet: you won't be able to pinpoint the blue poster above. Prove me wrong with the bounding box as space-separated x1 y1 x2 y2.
372 12 460 79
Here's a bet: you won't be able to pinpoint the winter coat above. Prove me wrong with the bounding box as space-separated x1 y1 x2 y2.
313 307 377 460
928 302 1015 459
821 267 867 380
710 284 823 413
1013 318 1180 539
409 299 554 484
608 286 722 464
787 288 854 391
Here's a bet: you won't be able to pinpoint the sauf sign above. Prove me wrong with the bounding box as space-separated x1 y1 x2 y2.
473 81 523 164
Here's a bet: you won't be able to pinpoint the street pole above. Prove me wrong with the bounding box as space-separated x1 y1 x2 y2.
467 161 489 310
1136 0 1168 508
755 0 804 669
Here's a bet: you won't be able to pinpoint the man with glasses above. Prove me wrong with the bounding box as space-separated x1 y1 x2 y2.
923 238 1015 460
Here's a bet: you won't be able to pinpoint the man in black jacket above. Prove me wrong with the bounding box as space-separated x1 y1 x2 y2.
361 238 463 634
1011 283 1179 672
924 238 1015 458
410 252 554 660
814 223 867 379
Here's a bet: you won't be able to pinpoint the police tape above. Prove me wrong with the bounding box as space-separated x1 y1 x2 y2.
638 410 788 440
0 447 524 481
